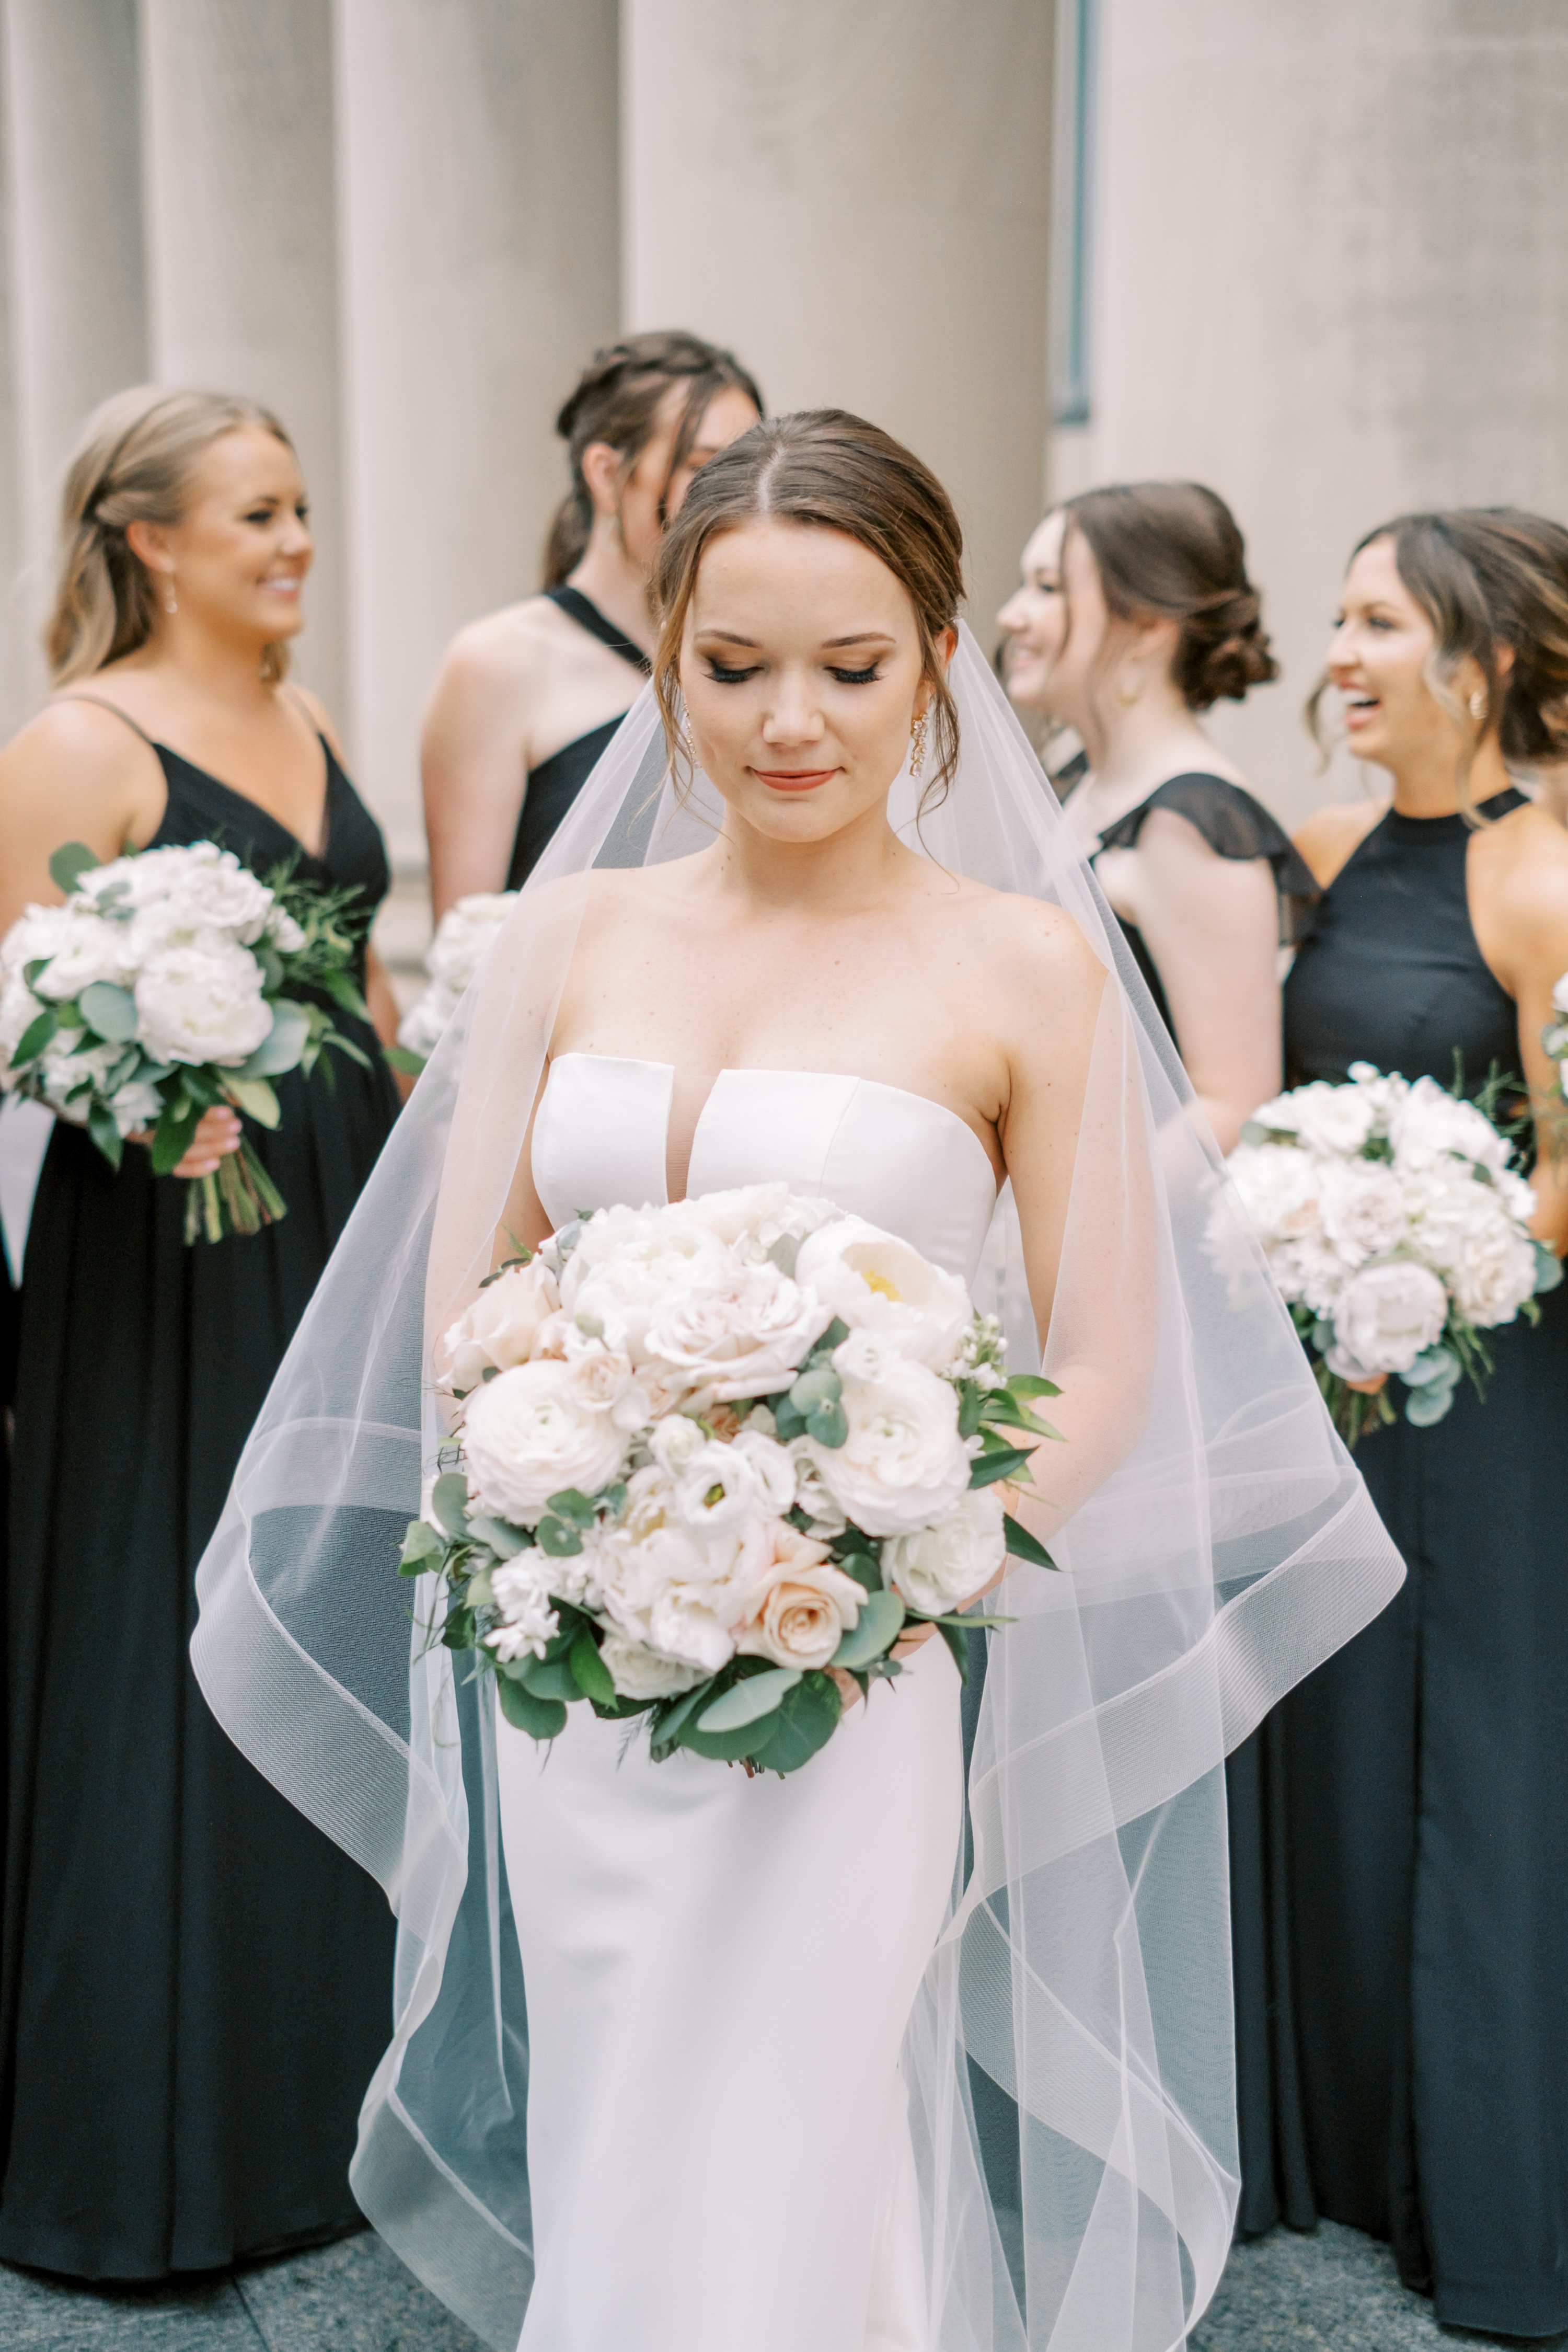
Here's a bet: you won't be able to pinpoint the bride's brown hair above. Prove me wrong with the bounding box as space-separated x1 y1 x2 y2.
651 409 965 810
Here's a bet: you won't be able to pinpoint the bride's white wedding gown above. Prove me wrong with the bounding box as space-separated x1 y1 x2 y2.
497 1052 1001 2352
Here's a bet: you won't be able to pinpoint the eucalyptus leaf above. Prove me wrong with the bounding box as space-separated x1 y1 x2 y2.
466 1512 526 1559
497 1679 568 1740
697 1666 802 1733
831 1587 905 1670
804 1398 848 1449
234 999 312 1080
225 1076 281 1129
545 1488 597 1528
431 1471 471 1538
537 1516 584 1558
838 1550 883 1598
1404 1382 1457 1429
48 840 100 894
521 1654 580 1702
746 1672 842 1774
399 1520 444 1575
1534 1244 1564 1295
78 980 139 1042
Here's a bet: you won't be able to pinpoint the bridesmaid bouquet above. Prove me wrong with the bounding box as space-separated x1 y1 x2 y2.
0 839 372 1243
1215 1061 1561 1443
402 1184 1057 1775
393 889 518 1068
1544 972 1568 1104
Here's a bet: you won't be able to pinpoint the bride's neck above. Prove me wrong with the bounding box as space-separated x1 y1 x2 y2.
710 802 911 911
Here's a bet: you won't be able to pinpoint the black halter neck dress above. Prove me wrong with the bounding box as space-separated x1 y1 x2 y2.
506 587 651 890
1 724 400 2278
1233 793 1568 2338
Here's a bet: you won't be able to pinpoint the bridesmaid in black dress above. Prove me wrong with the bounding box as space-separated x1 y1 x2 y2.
1248 511 1568 2334
421 330 762 911
0 387 401 2278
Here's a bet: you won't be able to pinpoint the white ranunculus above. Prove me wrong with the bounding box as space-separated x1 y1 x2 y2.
1391 1076 1509 1177
1253 1080 1378 1157
485 1557 559 1662
883 1484 1007 1615
1318 1158 1408 1267
1448 1209 1539 1328
832 1327 907 1387
804 1359 974 1538
735 1531 864 1671
641 1260 830 1400
133 935 272 1065
1328 1260 1450 1378
435 1258 562 1408
599 1633 706 1700
462 1359 627 1526
794 1216 972 1372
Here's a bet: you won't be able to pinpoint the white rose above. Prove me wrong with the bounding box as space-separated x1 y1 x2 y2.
435 1258 562 1407
1273 1234 1355 1315
566 1346 637 1412
1318 1159 1408 1268
794 1216 972 1371
1328 1260 1450 1378
648 1414 707 1475
883 1484 1007 1615
735 1531 865 1671
642 1260 829 1400
1391 1076 1509 1177
804 1359 974 1538
1449 1211 1539 1327
485 1557 559 1662
167 847 274 943
1397 1163 1479 1273
599 1633 706 1700
133 935 272 1065
462 1359 627 1525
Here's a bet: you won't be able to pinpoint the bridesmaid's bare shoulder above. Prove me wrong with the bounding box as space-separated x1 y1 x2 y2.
1293 798 1387 888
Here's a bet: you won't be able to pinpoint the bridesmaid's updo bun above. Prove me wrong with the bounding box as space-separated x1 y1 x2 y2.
49 385 295 685
544 330 765 587
1064 480 1278 710
653 409 965 810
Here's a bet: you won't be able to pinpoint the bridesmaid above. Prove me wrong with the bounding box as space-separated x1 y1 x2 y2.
999 480 1312 1151
421 330 763 915
0 387 401 2278
1255 510 1568 2333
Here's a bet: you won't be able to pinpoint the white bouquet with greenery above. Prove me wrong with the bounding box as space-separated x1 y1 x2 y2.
1216 1060 1560 1442
0 837 373 1242
1544 971 1568 1102
401 1183 1056 1774
394 890 518 1067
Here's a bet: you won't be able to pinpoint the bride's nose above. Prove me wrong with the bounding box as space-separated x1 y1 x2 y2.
760 685 825 745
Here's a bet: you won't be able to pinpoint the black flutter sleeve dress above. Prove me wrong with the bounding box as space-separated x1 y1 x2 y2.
1232 791 1568 2339
0 733 400 2279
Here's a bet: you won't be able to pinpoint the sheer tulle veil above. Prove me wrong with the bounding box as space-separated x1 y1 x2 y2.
192 628 1402 2351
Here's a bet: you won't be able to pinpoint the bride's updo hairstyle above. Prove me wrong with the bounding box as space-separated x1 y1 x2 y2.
1309 508 1568 810
544 330 766 587
652 408 965 812
48 384 297 686
1064 479 1278 708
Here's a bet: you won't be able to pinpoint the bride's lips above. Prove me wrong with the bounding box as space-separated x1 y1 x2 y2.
753 766 838 792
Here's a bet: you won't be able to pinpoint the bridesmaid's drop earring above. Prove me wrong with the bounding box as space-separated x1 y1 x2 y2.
1469 690 1486 721
909 710 928 782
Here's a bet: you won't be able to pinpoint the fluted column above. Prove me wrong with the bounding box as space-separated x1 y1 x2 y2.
334 0 619 862
1055 0 1568 822
2 0 147 713
139 0 347 723
621 0 1052 642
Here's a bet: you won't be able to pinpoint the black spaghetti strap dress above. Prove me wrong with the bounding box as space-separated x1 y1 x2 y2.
1 733 400 2279
1236 794 1568 2337
505 586 651 889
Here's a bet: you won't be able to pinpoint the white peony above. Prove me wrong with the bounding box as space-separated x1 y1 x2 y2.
462 1359 627 1526
641 1258 829 1399
1447 1208 1539 1328
803 1359 974 1538
672 1180 836 1261
559 1204 730 1361
794 1216 972 1371
1252 1080 1378 1157
735 1528 865 1670
26 904 133 999
599 1633 706 1700
485 1557 559 1662
426 892 517 994
882 1484 1007 1615
435 1257 562 1407
1318 1158 1408 1267
97 841 276 945
1391 1076 1509 1177
133 935 272 1065
1328 1260 1450 1378
1224 1142 1324 1248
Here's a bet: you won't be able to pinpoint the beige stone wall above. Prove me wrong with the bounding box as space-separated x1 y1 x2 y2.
1053 0 1568 826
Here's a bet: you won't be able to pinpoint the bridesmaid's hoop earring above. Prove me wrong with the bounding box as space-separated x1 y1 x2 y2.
909 710 928 782
1114 676 1143 707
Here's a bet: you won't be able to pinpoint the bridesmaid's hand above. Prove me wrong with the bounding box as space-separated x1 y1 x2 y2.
128 1104 243 1179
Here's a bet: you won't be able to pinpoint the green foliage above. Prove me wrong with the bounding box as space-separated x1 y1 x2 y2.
497 1679 568 1739
431 1472 471 1537
745 1672 841 1774
831 1587 905 1669
697 1667 803 1733
569 1630 616 1706
78 981 138 1042
1002 1511 1057 1570
969 1443 1033 1489
48 841 100 894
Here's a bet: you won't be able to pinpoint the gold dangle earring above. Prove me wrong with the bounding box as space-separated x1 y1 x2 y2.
909 709 928 782
163 568 178 617
1469 690 1486 722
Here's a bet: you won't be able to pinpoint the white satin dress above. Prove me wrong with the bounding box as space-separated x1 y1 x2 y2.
498 1055 1000 2352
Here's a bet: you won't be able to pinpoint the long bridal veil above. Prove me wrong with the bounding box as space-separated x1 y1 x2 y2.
192 627 1401 2352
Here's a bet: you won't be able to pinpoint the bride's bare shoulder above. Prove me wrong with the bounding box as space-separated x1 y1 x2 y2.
942 875 1106 993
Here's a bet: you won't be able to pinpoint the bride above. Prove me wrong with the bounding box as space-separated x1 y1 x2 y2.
192 413 1402 2351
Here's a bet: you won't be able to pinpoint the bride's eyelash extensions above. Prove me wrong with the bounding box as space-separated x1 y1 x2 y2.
702 658 883 685
829 662 880 684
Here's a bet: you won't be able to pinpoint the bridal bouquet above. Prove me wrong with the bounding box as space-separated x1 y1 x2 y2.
394 890 518 1066
1544 972 1568 1104
401 1184 1057 1774
1216 1061 1560 1442
0 839 372 1243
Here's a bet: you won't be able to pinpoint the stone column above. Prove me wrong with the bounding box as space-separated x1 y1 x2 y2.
1 0 147 715
621 0 1052 645
1053 0 1568 824
334 0 619 863
139 0 347 722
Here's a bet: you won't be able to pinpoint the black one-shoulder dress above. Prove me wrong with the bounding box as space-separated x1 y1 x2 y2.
0 736 400 2279
1236 794 1568 2338
505 586 650 890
